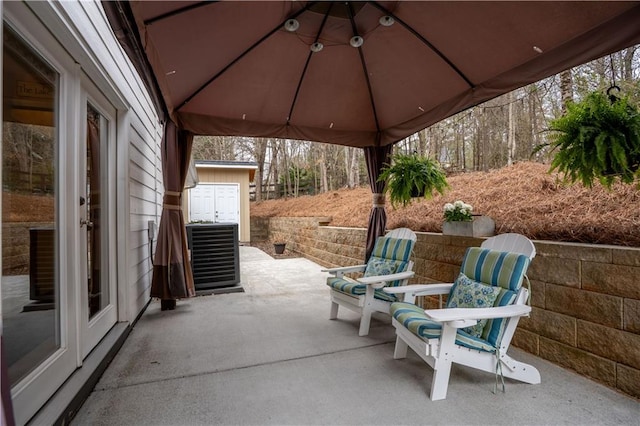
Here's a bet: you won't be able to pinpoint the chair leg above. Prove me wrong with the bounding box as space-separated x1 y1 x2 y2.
430 323 457 401
358 309 372 336
393 336 409 359
329 300 339 320
430 359 453 401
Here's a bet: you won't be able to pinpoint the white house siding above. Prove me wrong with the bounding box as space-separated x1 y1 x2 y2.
2 1 163 423
128 124 163 319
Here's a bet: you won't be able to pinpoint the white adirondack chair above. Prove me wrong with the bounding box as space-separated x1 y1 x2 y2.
481 232 536 259
323 228 416 336
384 234 539 400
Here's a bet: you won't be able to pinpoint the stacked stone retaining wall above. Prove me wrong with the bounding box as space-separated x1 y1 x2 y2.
252 216 640 399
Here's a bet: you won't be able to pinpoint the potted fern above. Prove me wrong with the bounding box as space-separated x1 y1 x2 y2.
378 153 448 208
542 90 640 188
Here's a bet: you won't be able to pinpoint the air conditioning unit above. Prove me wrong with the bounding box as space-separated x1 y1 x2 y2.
186 223 240 291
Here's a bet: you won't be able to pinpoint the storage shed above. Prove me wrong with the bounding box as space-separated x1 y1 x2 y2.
184 160 257 243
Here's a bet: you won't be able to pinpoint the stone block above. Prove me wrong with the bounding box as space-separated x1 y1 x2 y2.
519 307 576 346
546 284 623 329
624 298 640 334
511 328 539 355
539 337 616 387
534 240 612 262
445 235 483 248
577 320 640 370
528 256 580 287
417 260 457 283
612 247 640 267
529 279 545 308
418 232 456 248
616 364 640 399
582 262 640 299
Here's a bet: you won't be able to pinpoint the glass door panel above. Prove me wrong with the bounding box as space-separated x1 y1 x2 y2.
2 22 59 388
80 82 117 358
2 21 77 425
86 104 107 319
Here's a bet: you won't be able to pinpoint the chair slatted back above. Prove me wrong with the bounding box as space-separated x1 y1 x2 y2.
367 228 416 287
458 247 531 347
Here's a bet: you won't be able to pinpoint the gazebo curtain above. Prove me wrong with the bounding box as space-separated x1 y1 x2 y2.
364 144 394 261
150 120 195 300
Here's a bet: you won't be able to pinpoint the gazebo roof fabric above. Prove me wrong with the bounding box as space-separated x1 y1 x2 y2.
105 1 640 147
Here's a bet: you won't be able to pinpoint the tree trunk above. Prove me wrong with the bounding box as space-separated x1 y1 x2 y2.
253 138 268 201
507 91 515 166
418 129 427 155
320 145 329 193
622 47 636 82
560 69 573 113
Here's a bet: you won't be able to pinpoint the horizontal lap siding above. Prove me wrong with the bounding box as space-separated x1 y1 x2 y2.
129 127 162 315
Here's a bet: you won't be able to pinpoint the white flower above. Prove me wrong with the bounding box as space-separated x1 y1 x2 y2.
464 203 473 211
454 200 464 208
444 203 454 212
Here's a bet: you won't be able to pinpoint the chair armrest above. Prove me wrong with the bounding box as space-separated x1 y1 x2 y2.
383 283 453 296
425 304 531 325
321 264 366 277
356 271 415 288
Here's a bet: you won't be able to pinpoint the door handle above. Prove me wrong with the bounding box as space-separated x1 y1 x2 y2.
80 219 94 229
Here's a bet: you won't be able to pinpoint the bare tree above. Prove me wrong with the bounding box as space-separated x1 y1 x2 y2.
252 138 268 201
560 69 573 113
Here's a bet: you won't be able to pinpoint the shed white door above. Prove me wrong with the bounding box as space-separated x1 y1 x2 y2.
189 184 215 222
189 184 239 224
214 184 239 223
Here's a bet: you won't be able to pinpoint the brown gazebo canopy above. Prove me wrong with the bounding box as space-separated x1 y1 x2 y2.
103 1 640 298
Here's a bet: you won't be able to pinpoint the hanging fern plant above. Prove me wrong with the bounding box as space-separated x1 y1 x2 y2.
543 90 640 188
378 153 449 208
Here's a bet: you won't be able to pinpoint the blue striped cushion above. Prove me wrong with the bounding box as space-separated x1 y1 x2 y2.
326 277 398 302
370 237 414 261
390 302 496 353
460 247 529 292
368 236 414 287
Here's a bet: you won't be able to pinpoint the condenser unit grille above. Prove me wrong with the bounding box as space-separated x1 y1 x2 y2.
186 224 239 290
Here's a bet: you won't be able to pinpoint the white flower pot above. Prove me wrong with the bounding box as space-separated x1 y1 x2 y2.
442 215 495 237
442 221 473 236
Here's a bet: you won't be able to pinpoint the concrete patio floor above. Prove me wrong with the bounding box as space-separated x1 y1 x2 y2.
72 246 640 425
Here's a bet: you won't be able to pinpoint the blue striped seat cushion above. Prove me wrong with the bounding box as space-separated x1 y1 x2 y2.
390 302 496 352
327 277 398 302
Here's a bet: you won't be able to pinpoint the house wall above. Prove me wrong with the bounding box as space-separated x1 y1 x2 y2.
53 0 164 323
2 1 163 423
185 167 252 242
254 217 640 399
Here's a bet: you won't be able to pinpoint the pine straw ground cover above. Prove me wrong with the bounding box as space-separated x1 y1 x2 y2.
250 162 640 247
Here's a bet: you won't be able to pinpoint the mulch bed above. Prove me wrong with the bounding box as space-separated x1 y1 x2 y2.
250 162 640 247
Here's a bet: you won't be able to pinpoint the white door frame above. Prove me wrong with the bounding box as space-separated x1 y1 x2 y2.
78 74 118 359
